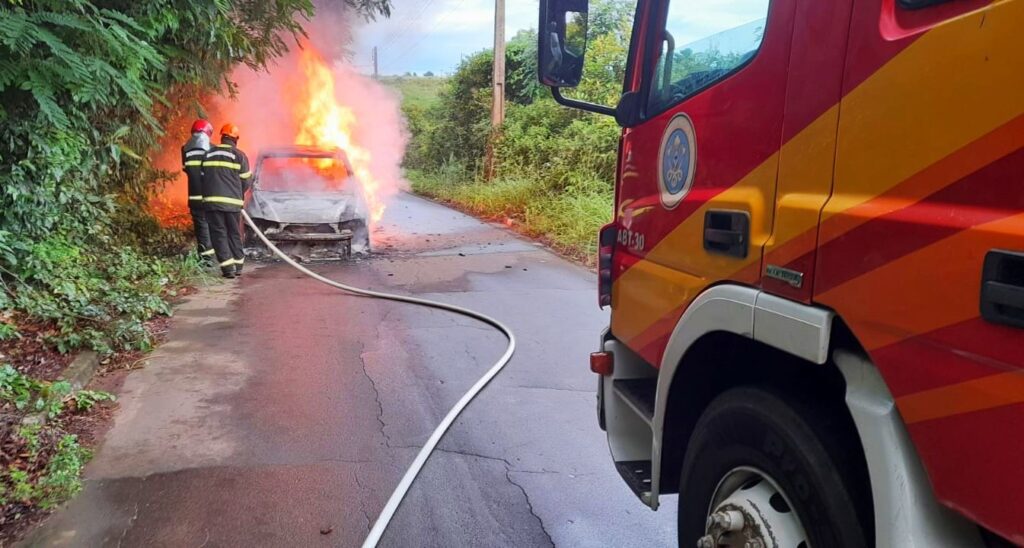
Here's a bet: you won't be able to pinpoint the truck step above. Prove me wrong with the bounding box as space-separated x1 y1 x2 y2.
615 460 654 500
612 378 656 424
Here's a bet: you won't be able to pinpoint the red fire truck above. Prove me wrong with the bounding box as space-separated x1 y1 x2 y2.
537 0 1024 545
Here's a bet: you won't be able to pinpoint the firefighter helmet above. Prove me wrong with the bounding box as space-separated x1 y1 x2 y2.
220 123 240 140
191 119 213 136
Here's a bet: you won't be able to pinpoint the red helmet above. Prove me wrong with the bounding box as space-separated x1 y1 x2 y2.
191 119 213 136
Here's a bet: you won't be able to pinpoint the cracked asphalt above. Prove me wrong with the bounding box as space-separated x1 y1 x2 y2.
26 193 676 547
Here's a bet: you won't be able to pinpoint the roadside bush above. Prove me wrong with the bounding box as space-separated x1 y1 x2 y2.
410 171 612 261
0 363 115 520
493 98 619 187
9 236 186 354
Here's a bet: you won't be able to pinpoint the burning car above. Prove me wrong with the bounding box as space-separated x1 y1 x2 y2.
244 146 370 259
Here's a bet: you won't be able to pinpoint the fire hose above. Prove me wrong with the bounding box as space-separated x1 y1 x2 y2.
241 211 517 548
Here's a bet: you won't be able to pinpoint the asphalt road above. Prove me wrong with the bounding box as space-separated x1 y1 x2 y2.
28 193 676 547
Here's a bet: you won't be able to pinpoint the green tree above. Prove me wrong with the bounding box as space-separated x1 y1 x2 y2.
506 29 543 105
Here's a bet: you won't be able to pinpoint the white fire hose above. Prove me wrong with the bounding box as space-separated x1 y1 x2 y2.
241 211 517 547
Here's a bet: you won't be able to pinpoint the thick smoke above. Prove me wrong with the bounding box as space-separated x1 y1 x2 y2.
217 10 408 217
154 6 408 226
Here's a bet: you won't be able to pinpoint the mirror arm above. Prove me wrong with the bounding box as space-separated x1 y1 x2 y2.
550 87 617 117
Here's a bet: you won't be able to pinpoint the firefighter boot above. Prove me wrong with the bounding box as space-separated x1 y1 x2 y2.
221 265 236 279
234 259 244 277
200 249 216 268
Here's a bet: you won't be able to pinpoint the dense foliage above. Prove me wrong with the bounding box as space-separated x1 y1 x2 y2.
405 0 633 260
0 0 390 353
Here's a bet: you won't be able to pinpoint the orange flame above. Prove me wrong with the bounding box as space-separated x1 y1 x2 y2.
293 44 386 223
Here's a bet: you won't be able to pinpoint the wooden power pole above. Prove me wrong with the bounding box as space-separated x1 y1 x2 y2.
491 0 506 127
372 46 379 79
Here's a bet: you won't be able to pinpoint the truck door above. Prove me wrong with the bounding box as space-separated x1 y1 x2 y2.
815 0 1024 539
611 0 794 364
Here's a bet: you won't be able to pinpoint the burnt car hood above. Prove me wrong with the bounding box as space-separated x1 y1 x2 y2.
247 191 364 225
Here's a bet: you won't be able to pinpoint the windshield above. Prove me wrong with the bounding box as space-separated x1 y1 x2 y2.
256 155 352 192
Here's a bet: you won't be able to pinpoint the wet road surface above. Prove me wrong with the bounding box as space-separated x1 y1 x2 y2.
28 193 676 547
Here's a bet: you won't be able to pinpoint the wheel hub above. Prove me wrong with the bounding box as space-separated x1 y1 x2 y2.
697 467 808 548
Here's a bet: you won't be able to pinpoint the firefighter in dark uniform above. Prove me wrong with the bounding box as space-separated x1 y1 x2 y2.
201 123 252 279
182 119 215 262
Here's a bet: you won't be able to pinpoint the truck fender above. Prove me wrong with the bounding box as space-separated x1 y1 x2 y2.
650 285 833 506
649 284 982 546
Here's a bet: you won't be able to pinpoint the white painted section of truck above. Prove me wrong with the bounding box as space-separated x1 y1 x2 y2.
753 292 832 364
603 339 655 464
835 350 983 548
650 285 758 507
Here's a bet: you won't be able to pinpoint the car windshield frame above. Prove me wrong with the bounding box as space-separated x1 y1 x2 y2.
254 151 354 193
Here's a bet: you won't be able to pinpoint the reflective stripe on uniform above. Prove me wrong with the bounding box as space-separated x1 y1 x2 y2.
206 150 237 159
188 195 203 201
220 259 235 267
203 196 244 206
184 160 203 167
233 258 245 265
201 249 216 256
216 144 232 148
202 161 242 169
185 150 206 157
239 171 252 179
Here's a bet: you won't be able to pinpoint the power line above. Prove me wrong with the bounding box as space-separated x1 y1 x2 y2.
375 0 440 59
379 0 469 73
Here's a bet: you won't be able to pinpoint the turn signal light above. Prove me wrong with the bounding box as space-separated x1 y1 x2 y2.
590 351 614 376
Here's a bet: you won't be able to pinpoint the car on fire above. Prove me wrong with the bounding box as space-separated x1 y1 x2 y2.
244 146 370 258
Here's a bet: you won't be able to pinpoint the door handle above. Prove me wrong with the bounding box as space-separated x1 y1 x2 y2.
704 210 749 259
980 250 1024 329
704 228 744 246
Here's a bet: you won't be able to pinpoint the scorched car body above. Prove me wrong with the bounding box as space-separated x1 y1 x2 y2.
244 146 370 258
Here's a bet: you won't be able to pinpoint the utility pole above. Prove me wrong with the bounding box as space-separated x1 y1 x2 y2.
491 0 506 127
372 46 379 80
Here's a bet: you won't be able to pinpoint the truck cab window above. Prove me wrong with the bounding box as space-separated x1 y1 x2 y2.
648 0 771 113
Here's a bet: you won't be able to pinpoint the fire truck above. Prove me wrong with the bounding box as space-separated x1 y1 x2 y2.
537 0 1023 545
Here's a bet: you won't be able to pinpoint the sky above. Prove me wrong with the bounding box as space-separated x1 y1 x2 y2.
352 0 538 76
350 0 769 76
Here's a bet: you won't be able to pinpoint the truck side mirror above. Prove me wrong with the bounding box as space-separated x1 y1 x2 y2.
538 0 589 88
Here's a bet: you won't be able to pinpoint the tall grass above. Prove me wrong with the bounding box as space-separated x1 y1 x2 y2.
410 168 612 263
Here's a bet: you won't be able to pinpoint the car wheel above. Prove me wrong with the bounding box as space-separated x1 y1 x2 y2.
678 387 870 548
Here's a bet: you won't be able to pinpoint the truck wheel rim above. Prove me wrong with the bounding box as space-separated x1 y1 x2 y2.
697 466 809 548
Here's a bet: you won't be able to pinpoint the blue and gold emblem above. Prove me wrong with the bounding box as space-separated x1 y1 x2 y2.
658 114 696 209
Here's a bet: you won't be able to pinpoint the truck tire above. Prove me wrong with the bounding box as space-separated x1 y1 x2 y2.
678 386 870 548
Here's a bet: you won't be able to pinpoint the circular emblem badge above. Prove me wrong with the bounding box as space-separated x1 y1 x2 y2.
657 114 697 210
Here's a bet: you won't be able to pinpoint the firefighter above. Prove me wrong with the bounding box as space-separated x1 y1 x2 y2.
182 119 215 262
201 123 252 279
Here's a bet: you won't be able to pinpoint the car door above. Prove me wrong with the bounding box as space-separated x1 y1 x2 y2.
611 0 794 365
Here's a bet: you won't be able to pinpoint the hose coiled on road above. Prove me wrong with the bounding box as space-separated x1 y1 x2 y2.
241 211 517 548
